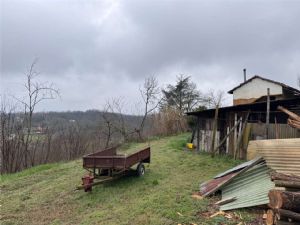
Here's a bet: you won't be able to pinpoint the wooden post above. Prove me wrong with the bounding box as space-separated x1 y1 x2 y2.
266 88 270 139
197 117 200 152
275 116 279 139
226 126 229 154
234 112 250 160
211 104 219 157
234 113 237 151
234 117 242 159
213 120 241 154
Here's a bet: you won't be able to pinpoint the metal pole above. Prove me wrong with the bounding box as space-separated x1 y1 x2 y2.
266 88 270 139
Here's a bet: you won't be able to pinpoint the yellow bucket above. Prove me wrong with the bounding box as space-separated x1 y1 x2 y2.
186 143 194 149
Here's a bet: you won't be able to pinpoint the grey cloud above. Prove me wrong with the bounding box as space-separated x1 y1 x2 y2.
1 0 299 111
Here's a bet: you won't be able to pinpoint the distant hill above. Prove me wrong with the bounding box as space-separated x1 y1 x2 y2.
30 110 144 131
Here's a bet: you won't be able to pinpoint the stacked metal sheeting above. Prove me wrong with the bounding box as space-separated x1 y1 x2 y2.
220 162 275 211
251 138 300 176
199 157 263 196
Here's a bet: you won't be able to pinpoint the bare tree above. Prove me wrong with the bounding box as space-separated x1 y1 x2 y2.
0 96 24 173
112 98 128 140
205 90 225 108
102 103 116 148
14 60 59 168
136 76 160 140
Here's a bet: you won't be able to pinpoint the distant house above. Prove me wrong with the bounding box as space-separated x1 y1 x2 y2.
228 75 300 105
187 75 300 159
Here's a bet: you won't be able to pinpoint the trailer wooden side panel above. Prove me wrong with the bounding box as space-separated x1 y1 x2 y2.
83 147 150 170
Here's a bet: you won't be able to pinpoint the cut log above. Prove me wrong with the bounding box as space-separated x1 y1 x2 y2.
278 106 300 121
269 190 300 212
288 118 300 129
275 220 300 225
270 172 300 183
274 209 300 222
274 180 300 189
266 209 275 225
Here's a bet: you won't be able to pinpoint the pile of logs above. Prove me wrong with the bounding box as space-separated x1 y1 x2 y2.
266 172 300 225
278 106 300 129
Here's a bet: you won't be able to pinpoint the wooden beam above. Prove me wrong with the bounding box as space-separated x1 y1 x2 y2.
266 88 270 139
215 197 236 206
197 117 200 152
234 112 250 160
213 119 241 154
234 113 237 152
211 104 219 157
278 106 300 121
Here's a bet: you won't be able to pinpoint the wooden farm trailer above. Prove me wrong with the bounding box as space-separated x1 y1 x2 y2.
80 146 151 191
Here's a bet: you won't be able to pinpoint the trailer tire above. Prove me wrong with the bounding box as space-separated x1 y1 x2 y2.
137 163 145 177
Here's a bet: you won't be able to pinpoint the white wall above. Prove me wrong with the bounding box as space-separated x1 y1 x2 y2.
233 78 283 100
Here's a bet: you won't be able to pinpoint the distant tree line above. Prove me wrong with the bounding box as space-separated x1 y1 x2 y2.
1 61 220 174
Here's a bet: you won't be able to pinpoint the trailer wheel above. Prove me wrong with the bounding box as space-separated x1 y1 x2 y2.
137 163 145 176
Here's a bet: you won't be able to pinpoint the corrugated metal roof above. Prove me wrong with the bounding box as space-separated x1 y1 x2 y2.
220 163 275 211
200 172 238 196
214 157 262 178
253 138 300 176
199 157 263 196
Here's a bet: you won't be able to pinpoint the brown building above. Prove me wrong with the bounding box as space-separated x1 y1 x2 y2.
187 75 300 159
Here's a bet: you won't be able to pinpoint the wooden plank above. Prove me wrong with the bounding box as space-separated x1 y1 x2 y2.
215 197 236 206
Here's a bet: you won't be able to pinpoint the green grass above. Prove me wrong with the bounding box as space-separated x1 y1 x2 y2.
1 133 255 225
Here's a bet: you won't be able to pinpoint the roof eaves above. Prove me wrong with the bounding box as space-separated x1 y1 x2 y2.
227 75 300 95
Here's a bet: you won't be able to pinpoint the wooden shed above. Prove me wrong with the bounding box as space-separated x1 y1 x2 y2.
187 98 300 159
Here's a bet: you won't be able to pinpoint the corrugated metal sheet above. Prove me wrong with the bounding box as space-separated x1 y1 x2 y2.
200 172 238 196
220 163 275 211
248 138 300 175
214 157 262 178
199 157 263 196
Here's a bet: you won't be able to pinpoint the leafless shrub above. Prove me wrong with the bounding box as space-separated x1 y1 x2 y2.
150 107 188 136
59 122 90 160
0 97 24 173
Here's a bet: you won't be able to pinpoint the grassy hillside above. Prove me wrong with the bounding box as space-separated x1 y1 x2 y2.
1 133 256 225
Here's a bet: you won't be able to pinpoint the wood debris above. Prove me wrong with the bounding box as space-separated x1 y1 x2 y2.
277 106 300 129
267 172 300 224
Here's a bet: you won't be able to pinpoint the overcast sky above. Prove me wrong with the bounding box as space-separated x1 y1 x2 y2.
1 0 300 112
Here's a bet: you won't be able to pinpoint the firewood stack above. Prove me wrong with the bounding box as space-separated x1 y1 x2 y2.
277 106 300 129
266 172 300 225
